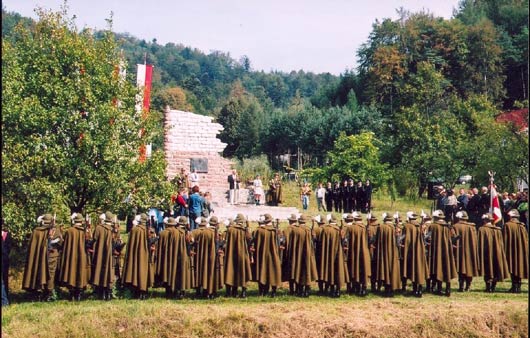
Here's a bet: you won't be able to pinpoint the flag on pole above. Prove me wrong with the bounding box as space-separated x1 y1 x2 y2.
136 63 154 162
490 184 502 224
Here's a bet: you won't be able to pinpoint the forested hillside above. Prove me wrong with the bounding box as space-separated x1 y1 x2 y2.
3 0 528 195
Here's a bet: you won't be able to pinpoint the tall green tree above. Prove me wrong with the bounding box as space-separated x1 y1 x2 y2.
2 7 171 243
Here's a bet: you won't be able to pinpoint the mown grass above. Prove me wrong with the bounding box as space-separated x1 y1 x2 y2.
3 181 528 337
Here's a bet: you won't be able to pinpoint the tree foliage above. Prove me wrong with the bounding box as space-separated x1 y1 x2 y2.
2 6 171 243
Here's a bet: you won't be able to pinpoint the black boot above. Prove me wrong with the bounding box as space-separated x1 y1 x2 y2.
416 285 423 298
225 285 232 297
318 281 324 295
412 282 418 296
458 277 464 292
269 286 277 298
289 281 295 295
359 284 367 297
241 287 247 299
435 281 443 295
304 285 310 297
401 278 407 293
346 283 352 294
445 282 451 297
465 277 472 292
491 281 497 293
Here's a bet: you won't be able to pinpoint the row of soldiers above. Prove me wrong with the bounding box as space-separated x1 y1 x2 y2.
21 207 527 301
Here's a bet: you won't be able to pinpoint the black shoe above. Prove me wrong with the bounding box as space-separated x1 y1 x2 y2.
241 290 247 299
416 285 423 298
359 287 367 297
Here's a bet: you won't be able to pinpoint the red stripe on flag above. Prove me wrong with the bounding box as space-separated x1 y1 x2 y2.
490 185 502 224
142 65 153 118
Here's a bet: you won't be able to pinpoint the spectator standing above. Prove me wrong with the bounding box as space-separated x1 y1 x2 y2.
188 186 203 231
188 169 199 189
364 180 373 213
325 182 334 212
316 183 326 212
227 170 240 205
300 183 312 210
457 188 469 211
253 175 264 206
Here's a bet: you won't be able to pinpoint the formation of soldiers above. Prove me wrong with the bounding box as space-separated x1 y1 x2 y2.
21 207 527 301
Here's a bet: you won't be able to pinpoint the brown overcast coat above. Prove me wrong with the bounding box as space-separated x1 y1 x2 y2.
428 221 457 283
122 224 151 291
167 226 193 291
318 224 348 287
287 224 318 286
91 222 113 288
58 224 89 289
22 226 50 291
252 224 282 287
401 221 429 285
374 222 401 290
224 224 252 287
503 220 529 279
478 223 510 281
192 226 221 294
155 225 173 287
345 222 371 285
452 221 480 277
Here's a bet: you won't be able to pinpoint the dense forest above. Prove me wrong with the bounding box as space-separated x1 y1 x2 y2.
2 0 528 194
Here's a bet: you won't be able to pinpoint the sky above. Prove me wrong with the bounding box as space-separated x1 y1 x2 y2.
4 0 461 75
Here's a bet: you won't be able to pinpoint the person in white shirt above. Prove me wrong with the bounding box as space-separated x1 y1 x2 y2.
316 182 326 212
253 175 264 205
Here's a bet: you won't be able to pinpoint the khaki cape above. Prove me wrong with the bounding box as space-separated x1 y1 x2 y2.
401 221 429 285
478 223 510 281
345 222 372 285
503 220 529 279
318 224 348 286
252 225 282 287
286 224 318 286
453 221 480 277
58 224 89 289
374 222 401 289
428 221 457 283
91 223 114 288
224 224 252 287
22 226 50 291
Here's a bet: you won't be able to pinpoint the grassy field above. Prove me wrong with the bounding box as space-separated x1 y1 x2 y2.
2 182 528 337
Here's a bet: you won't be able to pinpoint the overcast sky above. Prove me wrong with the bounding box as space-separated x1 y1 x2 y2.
4 0 461 75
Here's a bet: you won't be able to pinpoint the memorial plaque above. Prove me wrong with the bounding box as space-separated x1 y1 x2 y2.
190 158 208 173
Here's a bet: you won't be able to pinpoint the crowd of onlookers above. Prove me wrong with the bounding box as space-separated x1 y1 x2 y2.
435 186 528 228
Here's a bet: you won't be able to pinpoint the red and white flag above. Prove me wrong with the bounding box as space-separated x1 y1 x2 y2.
490 184 502 224
136 63 153 162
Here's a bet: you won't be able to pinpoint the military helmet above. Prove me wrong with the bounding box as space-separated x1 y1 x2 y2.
139 213 148 225
209 216 219 226
455 211 469 220
508 209 520 218
298 214 308 224
178 216 188 226
234 213 246 224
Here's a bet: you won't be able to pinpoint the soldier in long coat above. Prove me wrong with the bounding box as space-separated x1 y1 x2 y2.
367 214 380 292
453 211 480 292
22 214 54 300
155 216 175 296
282 214 297 293
311 215 325 294
344 212 371 296
167 216 193 299
286 215 318 297
503 209 529 293
224 213 252 298
58 213 90 301
428 210 457 296
46 217 64 301
91 211 115 300
318 214 348 297
401 212 429 297
374 214 401 297
211 216 225 297
122 213 151 299
111 218 125 287
252 214 282 297
478 214 510 292
192 216 220 299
